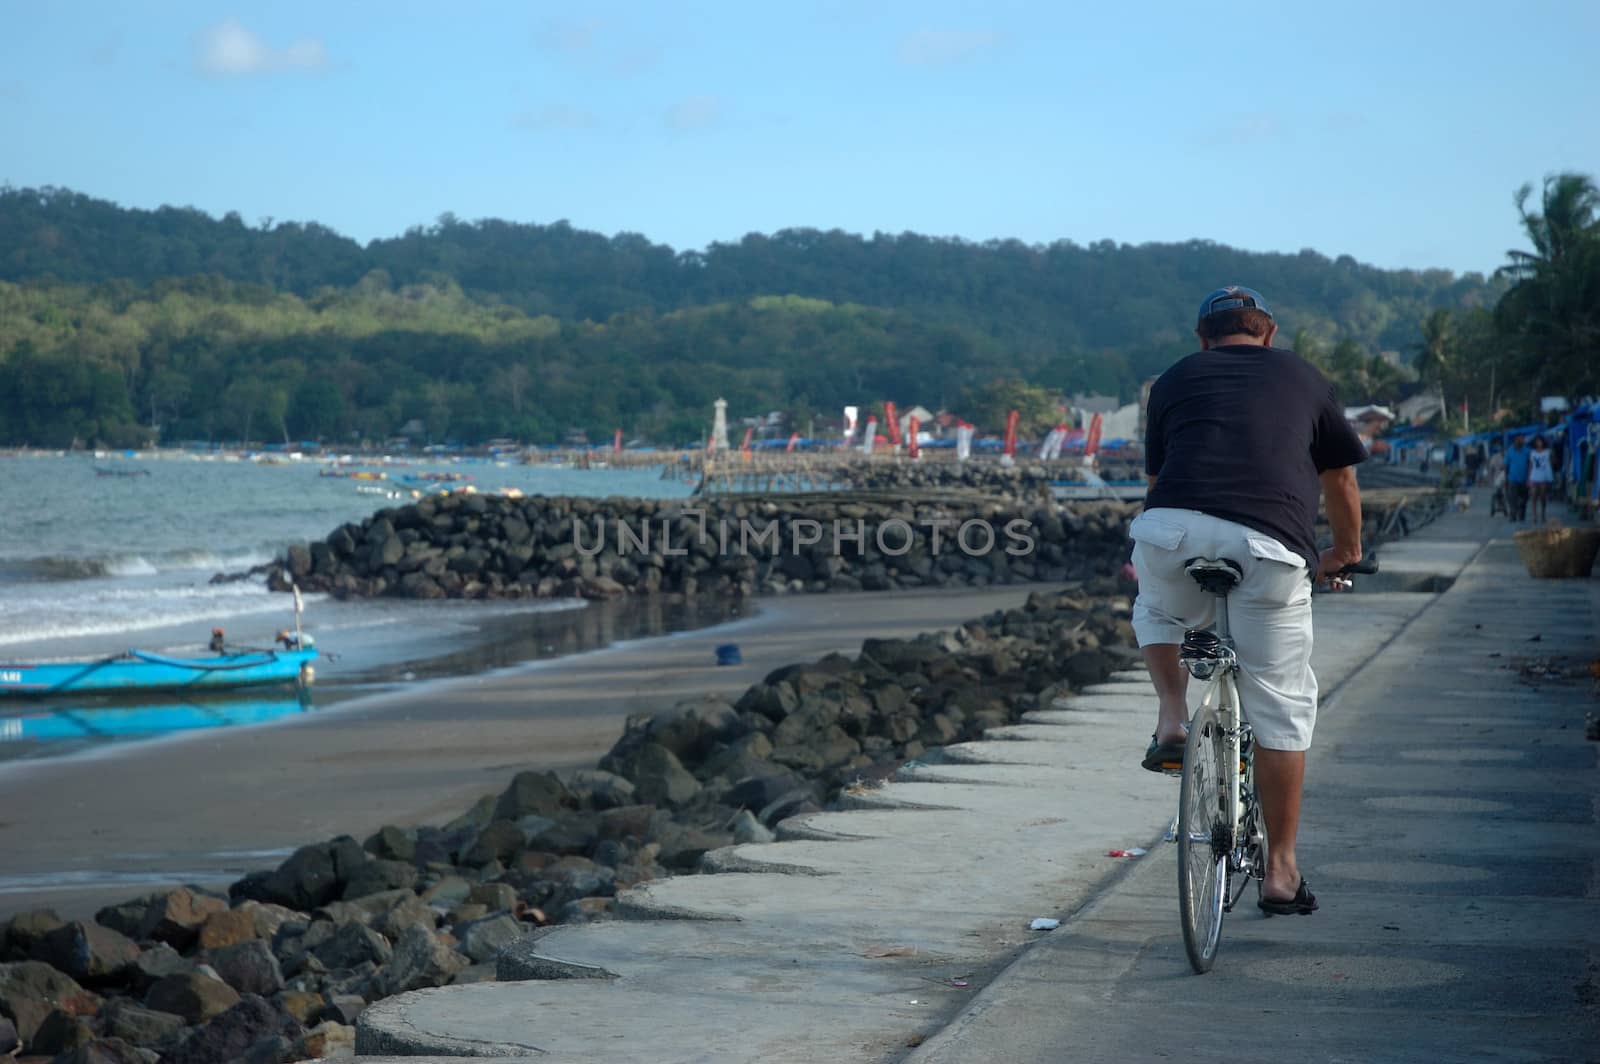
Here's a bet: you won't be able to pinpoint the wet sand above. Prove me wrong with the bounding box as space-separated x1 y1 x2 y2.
0 585 1053 919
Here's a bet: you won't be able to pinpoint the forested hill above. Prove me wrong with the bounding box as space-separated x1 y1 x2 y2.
0 185 1499 448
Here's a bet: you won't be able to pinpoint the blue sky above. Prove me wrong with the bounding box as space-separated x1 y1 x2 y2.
3 1 1595 276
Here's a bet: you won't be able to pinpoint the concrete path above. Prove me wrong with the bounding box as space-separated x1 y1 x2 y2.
352 506 1580 1061
911 520 1600 1062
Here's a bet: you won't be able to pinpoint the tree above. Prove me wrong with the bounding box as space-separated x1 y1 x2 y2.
1328 338 1370 400
1413 309 1454 389
0 184 1514 446
1495 172 1600 395
962 378 1060 436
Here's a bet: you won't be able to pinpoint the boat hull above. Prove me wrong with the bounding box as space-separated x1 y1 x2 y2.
0 649 317 697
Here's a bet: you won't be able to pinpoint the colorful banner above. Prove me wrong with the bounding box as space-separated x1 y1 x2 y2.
1003 410 1019 457
907 416 920 459
1085 412 1104 457
861 416 878 454
883 402 901 446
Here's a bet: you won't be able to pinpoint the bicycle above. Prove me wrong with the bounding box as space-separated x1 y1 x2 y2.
1168 553 1377 973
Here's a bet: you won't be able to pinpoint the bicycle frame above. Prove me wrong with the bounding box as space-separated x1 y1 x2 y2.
1194 594 1244 854
1176 589 1260 896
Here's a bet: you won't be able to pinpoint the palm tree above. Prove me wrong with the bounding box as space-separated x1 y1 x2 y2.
1413 309 1453 388
1500 173 1599 280
1495 172 1600 394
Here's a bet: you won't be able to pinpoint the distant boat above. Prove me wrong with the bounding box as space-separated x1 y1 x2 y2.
1051 477 1147 502
320 469 387 480
0 647 317 698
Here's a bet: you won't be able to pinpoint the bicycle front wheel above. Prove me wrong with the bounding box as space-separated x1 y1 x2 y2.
1178 701 1229 973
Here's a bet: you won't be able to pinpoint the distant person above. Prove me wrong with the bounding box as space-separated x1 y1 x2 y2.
1133 285 1366 916
1488 450 1509 516
1463 446 1484 486
1505 435 1531 520
1528 435 1554 522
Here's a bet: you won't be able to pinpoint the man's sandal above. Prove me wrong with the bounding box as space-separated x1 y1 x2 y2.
1141 734 1185 773
1258 879 1318 916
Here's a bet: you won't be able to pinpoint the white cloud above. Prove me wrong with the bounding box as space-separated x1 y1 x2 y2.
513 104 599 131
196 19 328 77
665 95 719 131
899 29 1001 67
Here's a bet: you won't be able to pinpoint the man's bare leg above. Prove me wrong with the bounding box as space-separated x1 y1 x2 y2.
1143 644 1189 746
1254 746 1305 901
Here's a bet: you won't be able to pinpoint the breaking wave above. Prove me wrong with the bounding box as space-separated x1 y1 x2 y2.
1 549 276 582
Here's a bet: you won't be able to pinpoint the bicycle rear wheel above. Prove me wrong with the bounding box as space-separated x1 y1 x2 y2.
1178 701 1229 973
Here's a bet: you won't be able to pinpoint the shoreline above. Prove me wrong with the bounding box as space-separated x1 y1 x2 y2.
0 591 746 766
0 583 1058 920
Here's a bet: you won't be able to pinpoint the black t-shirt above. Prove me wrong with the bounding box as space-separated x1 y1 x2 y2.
1143 344 1367 569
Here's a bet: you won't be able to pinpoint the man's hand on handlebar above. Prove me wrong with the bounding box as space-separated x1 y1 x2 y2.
1317 549 1378 592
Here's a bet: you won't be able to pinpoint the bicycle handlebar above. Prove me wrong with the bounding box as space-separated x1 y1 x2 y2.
1337 557 1380 576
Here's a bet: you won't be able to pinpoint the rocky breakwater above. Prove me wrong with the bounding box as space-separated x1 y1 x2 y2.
1 584 1136 1063
264 491 1142 601
819 458 1143 497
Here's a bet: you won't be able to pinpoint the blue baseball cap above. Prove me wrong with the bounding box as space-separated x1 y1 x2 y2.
1197 285 1273 322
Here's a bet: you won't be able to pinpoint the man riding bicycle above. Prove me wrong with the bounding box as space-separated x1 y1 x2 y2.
1130 286 1366 916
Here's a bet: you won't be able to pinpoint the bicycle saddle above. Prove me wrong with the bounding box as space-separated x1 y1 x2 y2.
1184 557 1243 594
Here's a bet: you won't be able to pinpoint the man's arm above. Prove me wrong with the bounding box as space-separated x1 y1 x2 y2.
1318 465 1362 576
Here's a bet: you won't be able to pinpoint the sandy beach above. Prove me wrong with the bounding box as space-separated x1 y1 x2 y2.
0 585 1051 920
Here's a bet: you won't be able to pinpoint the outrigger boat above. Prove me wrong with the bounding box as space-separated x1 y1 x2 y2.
0 645 316 697
1 589 318 698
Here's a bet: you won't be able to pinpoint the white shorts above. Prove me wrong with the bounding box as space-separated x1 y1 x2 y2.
1129 509 1317 751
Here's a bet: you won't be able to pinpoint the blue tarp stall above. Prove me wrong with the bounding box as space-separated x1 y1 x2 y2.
1450 422 1549 463
1381 424 1438 465
1452 412 1600 506
1562 403 1600 503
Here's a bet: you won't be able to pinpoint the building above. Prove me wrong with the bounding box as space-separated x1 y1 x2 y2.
1344 405 1395 436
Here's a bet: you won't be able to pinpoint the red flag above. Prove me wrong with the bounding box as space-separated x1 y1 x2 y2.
740 426 754 453
785 432 800 453
907 416 920 459
1085 412 1103 456
1003 410 1019 456
883 402 901 446
613 428 623 453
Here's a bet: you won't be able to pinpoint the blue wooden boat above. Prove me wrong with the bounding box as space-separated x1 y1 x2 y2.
0 647 317 697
